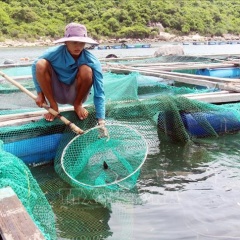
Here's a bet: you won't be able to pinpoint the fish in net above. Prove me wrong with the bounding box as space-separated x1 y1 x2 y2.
60 124 148 189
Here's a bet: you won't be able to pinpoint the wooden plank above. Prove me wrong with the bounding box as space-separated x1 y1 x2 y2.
185 53 240 58
229 61 240 66
184 92 240 103
0 63 32 69
128 62 235 70
0 75 32 82
0 105 74 122
109 61 214 67
154 70 240 83
121 61 212 66
103 66 240 92
0 111 47 122
181 90 229 97
113 65 240 83
102 66 220 87
0 187 45 240
0 116 42 127
100 55 153 62
135 64 236 71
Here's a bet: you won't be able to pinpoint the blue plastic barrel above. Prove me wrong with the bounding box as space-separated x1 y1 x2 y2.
3 133 63 165
157 111 240 139
196 68 240 78
181 111 240 137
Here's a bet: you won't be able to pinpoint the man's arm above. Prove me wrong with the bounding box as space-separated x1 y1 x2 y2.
92 70 106 121
31 60 42 93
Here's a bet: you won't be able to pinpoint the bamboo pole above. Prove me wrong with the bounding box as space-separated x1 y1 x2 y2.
0 71 84 134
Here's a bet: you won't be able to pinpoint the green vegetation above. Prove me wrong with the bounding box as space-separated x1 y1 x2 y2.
0 0 240 40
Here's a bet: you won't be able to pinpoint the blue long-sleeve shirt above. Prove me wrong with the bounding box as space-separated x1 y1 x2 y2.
32 45 105 119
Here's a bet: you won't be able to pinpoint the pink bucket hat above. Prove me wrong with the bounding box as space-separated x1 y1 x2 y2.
54 23 98 45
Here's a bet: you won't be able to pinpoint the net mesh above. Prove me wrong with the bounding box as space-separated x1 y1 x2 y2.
0 55 219 112
0 141 56 240
1 55 240 238
58 124 147 189
30 164 115 239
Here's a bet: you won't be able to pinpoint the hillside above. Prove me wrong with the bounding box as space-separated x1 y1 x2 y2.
0 0 240 41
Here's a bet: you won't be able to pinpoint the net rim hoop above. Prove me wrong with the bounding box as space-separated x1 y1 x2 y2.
60 123 148 188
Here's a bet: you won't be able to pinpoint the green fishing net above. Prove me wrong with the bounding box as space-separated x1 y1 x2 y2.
1 55 240 238
0 55 218 114
0 141 56 240
59 124 147 189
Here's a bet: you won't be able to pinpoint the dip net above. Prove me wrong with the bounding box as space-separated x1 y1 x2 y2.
59 124 148 189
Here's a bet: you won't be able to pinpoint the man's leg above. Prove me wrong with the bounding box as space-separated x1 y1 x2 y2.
74 65 93 120
36 59 58 121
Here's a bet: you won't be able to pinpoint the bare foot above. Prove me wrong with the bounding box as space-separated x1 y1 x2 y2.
43 102 58 122
74 105 88 120
44 112 56 122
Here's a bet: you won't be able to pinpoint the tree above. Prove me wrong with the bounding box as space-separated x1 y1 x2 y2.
11 7 38 23
0 8 11 28
1 0 240 39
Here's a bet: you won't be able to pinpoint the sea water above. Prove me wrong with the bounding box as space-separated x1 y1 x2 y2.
1 42 240 64
1 43 240 240
31 131 240 240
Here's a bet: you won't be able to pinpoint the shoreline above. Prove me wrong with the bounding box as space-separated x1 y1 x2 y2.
0 33 239 48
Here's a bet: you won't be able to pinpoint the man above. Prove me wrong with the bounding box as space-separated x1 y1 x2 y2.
32 22 105 126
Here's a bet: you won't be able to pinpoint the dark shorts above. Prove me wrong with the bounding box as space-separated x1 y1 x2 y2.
52 69 76 105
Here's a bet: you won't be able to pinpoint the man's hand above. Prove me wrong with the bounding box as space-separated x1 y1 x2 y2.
36 92 46 108
98 119 108 138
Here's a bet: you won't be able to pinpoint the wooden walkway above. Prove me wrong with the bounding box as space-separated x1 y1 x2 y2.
103 59 240 96
0 187 45 240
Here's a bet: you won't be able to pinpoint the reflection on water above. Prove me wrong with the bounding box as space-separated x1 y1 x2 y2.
31 132 240 239
116 133 240 240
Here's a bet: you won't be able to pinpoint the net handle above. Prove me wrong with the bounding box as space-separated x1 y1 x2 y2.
0 71 84 134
